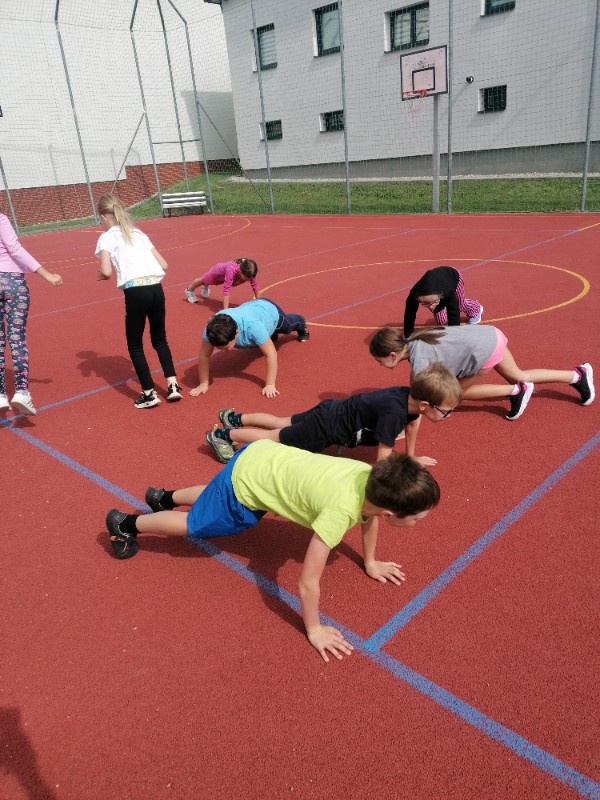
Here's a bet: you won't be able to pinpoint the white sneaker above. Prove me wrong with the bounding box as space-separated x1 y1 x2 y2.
468 305 484 325
200 284 210 299
185 288 198 304
11 391 37 416
0 394 11 411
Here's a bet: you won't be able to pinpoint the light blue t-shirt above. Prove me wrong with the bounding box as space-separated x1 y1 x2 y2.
203 299 279 348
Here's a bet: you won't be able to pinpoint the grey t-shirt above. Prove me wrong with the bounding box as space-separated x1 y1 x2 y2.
409 325 499 378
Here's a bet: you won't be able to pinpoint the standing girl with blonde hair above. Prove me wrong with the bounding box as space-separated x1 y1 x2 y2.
95 194 181 409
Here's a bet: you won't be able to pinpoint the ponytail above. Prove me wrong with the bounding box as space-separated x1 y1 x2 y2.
369 326 446 358
97 194 135 245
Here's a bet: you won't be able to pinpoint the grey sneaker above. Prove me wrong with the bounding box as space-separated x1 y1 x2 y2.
200 284 210 299
185 288 198 304
206 427 234 463
571 363 594 406
0 394 11 411
506 381 534 420
218 408 241 429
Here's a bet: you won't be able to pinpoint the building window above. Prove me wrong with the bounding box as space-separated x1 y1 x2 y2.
389 3 429 51
254 23 277 70
484 0 515 14
481 85 507 112
260 120 283 140
320 110 344 132
315 4 340 56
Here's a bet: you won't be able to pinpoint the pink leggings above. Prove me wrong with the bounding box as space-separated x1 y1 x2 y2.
433 274 482 325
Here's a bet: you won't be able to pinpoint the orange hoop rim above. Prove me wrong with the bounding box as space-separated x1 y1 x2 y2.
403 88 428 99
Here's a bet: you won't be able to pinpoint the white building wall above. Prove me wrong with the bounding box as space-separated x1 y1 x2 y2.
217 0 598 173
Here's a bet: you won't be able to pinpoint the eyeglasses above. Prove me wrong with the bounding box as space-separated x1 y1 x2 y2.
429 402 454 419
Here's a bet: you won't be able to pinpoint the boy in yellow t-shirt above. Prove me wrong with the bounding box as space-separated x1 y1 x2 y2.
105 440 440 663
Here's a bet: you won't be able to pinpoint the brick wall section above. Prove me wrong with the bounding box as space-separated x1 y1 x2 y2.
0 159 239 226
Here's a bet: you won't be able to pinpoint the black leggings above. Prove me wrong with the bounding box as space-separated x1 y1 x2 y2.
264 299 306 334
124 284 176 391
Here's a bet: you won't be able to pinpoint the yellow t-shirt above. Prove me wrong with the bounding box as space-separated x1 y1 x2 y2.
231 440 370 548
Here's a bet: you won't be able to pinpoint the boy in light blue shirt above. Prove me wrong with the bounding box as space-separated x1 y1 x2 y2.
191 297 309 398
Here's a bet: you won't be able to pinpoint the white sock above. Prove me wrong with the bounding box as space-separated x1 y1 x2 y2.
571 369 580 384
510 384 520 395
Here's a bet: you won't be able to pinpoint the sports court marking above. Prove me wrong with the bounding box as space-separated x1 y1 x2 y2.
261 259 589 329
4 419 600 799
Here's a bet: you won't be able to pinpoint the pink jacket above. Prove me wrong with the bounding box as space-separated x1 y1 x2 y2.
0 214 42 274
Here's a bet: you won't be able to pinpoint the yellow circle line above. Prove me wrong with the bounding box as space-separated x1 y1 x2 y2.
39 216 253 267
261 258 590 330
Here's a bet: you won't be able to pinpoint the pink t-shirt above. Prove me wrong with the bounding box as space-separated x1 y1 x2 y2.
0 213 42 274
203 260 259 297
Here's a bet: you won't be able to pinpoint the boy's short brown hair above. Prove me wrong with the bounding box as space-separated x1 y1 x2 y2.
206 314 238 347
365 453 440 518
410 361 462 407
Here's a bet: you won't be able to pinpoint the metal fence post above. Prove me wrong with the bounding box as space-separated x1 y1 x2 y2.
0 157 19 233
581 0 600 211
166 0 215 212
338 1 351 214
54 0 98 223
446 0 454 214
251 0 275 214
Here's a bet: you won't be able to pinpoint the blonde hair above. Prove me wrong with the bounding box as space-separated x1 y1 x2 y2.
97 194 135 245
410 361 462 406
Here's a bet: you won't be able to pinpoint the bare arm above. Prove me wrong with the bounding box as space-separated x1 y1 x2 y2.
97 250 113 281
362 516 405 585
299 533 353 662
152 247 168 271
190 339 214 396
35 266 62 286
258 337 279 398
405 416 437 466
376 443 394 461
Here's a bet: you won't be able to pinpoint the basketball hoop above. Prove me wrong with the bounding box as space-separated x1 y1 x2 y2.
403 88 428 113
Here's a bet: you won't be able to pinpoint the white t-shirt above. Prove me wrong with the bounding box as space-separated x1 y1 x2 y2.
95 226 165 290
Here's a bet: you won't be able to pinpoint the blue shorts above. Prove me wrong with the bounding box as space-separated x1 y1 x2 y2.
186 446 266 540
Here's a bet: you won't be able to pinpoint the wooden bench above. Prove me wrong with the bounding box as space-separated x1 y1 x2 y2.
161 191 207 217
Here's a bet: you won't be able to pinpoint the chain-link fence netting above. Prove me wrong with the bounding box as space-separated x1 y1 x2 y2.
1 0 599 229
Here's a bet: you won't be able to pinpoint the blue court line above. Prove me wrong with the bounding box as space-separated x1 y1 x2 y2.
365 430 600 651
5 421 600 798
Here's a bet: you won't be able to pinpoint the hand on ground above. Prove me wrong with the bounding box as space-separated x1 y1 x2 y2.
307 625 354 663
366 560 406 585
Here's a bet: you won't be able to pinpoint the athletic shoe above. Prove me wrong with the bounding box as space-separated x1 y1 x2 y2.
571 363 595 406
218 408 241 429
185 288 198 304
11 391 36 416
468 305 484 325
0 394 11 411
206 427 235 463
297 328 311 343
166 383 183 402
200 285 210 299
134 390 160 409
506 381 534 420
106 509 139 559
145 487 168 512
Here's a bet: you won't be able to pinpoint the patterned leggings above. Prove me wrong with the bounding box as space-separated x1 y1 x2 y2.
433 274 481 325
0 272 30 395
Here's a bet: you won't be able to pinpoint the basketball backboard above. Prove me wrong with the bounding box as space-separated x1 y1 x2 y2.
400 45 448 100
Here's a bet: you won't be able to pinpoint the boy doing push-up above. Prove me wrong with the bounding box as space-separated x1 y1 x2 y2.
106 440 440 663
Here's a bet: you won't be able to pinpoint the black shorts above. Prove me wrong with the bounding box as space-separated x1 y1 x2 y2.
279 400 334 453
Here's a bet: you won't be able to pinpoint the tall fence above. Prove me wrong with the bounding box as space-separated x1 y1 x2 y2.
1 0 599 229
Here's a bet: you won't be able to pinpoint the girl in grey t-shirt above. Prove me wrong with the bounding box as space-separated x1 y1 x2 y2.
369 325 593 421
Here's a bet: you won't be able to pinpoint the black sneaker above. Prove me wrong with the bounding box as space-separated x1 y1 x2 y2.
106 509 139 559
571 363 595 406
167 383 183 402
506 381 534 420
145 487 168 512
297 328 310 343
134 390 160 409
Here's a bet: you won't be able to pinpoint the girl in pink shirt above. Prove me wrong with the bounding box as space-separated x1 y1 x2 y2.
185 258 259 309
0 213 62 416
